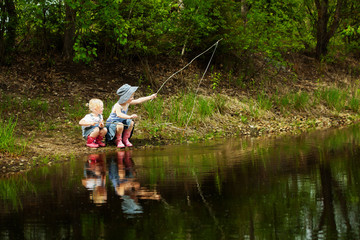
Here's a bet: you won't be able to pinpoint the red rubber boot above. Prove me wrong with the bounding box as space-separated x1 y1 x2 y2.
86 136 99 148
115 135 125 148
122 129 133 147
96 136 106 147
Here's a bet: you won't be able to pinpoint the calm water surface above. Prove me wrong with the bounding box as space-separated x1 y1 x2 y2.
1 125 360 240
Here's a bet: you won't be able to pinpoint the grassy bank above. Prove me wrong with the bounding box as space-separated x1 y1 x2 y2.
1 81 360 155
1 53 360 176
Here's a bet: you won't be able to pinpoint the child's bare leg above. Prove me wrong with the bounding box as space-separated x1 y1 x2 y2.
90 127 100 138
100 128 107 137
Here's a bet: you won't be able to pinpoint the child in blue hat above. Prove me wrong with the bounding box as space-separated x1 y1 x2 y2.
106 84 156 148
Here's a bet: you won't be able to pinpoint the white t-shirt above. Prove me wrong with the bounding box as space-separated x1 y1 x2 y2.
81 113 103 137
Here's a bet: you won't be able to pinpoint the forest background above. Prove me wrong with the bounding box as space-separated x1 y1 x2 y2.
0 0 360 175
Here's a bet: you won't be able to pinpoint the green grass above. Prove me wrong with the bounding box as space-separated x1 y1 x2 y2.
166 92 196 126
293 92 310 110
213 94 227 114
0 117 27 155
168 97 181 123
316 87 347 111
198 96 215 119
274 91 310 112
349 96 360 113
143 97 164 121
257 91 272 110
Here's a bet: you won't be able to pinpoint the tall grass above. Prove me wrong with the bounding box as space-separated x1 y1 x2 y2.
143 97 164 121
198 96 214 119
142 93 223 129
213 94 227 114
167 92 196 126
0 117 27 154
293 92 310 110
274 91 310 111
316 87 347 111
257 92 272 110
349 96 360 113
168 97 181 123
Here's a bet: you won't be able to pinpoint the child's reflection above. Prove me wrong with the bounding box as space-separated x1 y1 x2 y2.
109 151 161 216
81 154 107 205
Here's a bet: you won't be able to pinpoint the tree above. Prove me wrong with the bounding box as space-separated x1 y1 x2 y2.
63 1 76 60
312 0 346 59
0 0 18 65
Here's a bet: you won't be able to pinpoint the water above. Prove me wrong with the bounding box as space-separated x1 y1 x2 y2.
1 125 360 240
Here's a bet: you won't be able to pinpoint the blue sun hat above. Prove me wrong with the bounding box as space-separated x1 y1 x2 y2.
117 84 138 104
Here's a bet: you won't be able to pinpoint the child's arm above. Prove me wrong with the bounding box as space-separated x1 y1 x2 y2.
79 114 99 126
131 93 157 105
79 118 97 126
115 105 138 119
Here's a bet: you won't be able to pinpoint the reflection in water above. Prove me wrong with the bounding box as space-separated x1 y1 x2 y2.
82 154 107 205
1 125 360 239
82 151 161 217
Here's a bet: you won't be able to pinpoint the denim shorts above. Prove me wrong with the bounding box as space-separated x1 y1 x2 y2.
106 119 133 142
82 125 104 139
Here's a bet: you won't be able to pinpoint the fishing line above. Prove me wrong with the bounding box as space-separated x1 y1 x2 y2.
152 39 222 136
183 39 220 132
155 39 222 95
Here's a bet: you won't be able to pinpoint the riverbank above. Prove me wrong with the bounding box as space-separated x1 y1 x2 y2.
1 53 360 177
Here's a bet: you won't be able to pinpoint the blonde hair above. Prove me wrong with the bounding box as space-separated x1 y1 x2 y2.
88 98 103 112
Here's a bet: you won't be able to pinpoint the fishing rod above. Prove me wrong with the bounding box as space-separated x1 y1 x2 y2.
155 39 223 95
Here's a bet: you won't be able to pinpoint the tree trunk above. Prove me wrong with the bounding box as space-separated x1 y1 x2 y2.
0 2 5 58
0 0 17 65
315 0 344 60
63 3 76 60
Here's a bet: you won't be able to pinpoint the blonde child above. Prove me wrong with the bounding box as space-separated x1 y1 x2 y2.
79 98 108 148
106 84 156 148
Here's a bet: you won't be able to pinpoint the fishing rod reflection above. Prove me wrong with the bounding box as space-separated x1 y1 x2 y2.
82 151 161 214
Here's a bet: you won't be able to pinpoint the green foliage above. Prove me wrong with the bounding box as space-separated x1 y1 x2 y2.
228 0 310 61
210 71 221 90
73 37 98 64
168 97 182 124
6 0 360 65
272 91 311 112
